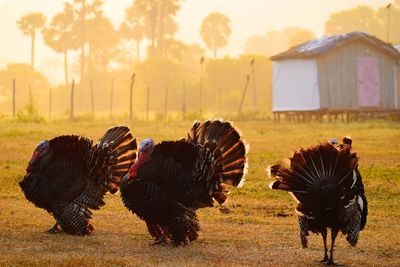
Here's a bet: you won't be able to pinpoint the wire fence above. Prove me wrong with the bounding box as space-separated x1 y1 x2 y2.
1 75 272 122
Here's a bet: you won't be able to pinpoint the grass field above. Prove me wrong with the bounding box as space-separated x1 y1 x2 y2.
0 119 399 266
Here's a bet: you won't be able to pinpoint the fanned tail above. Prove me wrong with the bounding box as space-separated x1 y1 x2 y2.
269 139 367 248
188 119 248 204
268 142 358 206
94 126 137 193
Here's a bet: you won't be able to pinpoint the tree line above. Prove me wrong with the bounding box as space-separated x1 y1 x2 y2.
1 0 246 119
245 1 400 57
16 0 232 86
1 0 399 120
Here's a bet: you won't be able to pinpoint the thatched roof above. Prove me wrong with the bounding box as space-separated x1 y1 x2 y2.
271 32 400 61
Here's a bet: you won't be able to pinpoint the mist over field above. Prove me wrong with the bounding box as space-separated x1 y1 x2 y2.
0 1 399 266
0 0 399 119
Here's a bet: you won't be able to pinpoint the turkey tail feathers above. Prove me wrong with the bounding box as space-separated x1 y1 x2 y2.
269 143 358 198
97 126 137 194
188 119 248 204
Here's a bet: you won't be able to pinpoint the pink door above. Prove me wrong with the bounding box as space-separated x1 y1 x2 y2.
357 57 380 107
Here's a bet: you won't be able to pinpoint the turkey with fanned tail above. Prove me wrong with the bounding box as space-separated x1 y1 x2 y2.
268 137 367 265
120 120 248 245
19 126 137 235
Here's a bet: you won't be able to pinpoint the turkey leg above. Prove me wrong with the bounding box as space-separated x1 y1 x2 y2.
320 228 328 263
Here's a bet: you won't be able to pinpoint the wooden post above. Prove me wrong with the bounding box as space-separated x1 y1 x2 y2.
250 59 257 110
386 3 392 42
49 88 52 121
182 81 186 118
238 75 250 115
199 56 204 115
31 31 35 69
90 78 94 118
129 73 135 121
70 79 75 120
164 86 169 119
146 86 150 121
28 84 32 102
12 79 16 117
110 78 114 118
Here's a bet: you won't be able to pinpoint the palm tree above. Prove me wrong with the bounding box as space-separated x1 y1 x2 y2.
86 15 119 74
200 12 231 58
157 0 181 58
133 0 182 58
17 12 46 69
120 3 146 60
135 0 159 57
43 3 79 87
71 0 103 82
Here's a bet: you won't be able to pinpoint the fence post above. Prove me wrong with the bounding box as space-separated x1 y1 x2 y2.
90 78 94 119
70 79 75 120
110 78 114 118
199 57 204 115
12 79 16 117
129 73 135 121
164 86 169 119
146 86 150 121
49 88 52 121
238 75 250 115
250 59 257 110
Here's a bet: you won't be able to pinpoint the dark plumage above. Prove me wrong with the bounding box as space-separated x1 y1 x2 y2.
120 120 248 245
268 137 368 265
19 126 137 235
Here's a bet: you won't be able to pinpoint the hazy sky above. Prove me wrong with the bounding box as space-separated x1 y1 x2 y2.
0 0 388 81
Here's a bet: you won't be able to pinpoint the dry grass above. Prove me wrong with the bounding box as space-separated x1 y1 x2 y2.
0 119 399 266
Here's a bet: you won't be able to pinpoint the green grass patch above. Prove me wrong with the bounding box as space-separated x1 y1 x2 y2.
0 119 399 266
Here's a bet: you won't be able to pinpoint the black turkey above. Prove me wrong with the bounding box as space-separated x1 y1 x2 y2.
19 126 137 235
120 120 248 245
268 137 368 265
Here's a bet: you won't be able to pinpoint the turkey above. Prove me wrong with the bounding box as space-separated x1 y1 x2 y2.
19 126 137 235
268 137 368 265
120 120 248 245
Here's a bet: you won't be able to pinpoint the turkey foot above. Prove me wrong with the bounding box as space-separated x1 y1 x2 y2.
151 235 167 245
319 256 328 263
324 258 343 266
45 223 62 234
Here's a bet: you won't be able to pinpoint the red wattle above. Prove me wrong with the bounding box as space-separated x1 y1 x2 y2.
129 159 141 178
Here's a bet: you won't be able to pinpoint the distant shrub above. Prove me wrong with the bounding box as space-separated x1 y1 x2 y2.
16 94 45 123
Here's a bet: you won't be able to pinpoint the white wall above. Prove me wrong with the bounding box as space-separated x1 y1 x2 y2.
272 59 320 111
